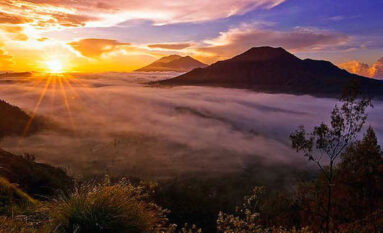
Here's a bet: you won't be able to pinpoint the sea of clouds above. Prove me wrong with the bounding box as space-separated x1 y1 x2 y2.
0 72 382 178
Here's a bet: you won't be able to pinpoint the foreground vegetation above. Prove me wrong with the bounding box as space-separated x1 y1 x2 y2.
1 126 383 232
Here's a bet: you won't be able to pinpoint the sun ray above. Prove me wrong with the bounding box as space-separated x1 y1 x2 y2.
11 76 44 102
49 74 58 118
22 76 52 138
68 77 96 99
58 76 77 134
61 75 80 99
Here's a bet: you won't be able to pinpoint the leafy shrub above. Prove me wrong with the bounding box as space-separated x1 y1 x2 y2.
217 187 311 233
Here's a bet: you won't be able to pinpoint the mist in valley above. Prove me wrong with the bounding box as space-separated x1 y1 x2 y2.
0 72 382 179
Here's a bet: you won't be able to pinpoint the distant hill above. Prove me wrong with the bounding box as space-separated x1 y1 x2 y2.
155 47 383 97
0 72 32 78
0 99 43 138
0 149 73 197
136 55 207 72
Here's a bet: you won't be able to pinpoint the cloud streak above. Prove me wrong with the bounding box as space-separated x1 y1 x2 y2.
0 11 32 24
196 24 350 61
148 43 192 50
68 38 131 57
0 0 286 31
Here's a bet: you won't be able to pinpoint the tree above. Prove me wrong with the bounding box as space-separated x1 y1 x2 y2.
335 127 383 229
289 88 372 232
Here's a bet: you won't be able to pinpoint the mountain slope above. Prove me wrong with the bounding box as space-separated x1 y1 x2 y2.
0 149 73 197
0 99 43 138
155 47 383 96
136 55 207 72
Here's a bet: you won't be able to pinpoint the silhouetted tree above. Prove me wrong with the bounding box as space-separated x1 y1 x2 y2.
334 127 383 230
290 88 372 232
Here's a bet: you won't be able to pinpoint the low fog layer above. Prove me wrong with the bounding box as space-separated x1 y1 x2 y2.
0 72 382 178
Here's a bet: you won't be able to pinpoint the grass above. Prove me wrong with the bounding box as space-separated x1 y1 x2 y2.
0 177 37 216
50 179 167 233
0 216 50 233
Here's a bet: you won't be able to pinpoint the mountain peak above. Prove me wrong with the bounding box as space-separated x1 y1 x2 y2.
135 55 207 72
232 46 300 62
157 55 183 63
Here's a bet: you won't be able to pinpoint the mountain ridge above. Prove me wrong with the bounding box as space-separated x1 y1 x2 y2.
0 99 44 138
154 46 383 97
136 55 207 72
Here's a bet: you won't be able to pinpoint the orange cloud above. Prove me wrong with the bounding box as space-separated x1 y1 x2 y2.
0 11 31 24
338 61 371 77
148 43 192 50
0 0 286 29
1 25 23 33
0 1 97 31
196 24 350 60
339 57 383 79
370 58 383 78
37 13 96 28
0 25 29 41
68 38 131 57
0 44 14 70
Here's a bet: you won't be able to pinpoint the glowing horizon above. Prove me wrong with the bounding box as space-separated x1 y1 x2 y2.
0 0 382 76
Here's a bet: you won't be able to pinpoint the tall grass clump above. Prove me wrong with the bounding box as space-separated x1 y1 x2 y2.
0 177 37 216
50 177 171 233
0 216 47 233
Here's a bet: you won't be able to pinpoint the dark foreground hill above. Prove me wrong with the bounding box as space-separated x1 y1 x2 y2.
136 55 207 72
0 99 44 138
155 47 383 97
0 149 73 197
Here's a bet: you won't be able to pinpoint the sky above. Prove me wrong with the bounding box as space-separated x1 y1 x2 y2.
0 0 382 75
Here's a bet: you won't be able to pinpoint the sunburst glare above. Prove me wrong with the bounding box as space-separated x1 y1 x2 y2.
21 73 80 140
45 60 64 73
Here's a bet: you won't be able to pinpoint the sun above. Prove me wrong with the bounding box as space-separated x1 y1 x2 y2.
45 60 64 73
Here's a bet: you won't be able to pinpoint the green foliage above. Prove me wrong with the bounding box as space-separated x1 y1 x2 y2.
50 178 170 233
155 163 310 233
335 127 383 229
217 187 311 233
217 187 266 233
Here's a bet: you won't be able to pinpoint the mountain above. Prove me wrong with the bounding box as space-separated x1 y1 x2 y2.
0 72 32 78
136 55 207 72
155 47 383 97
0 99 43 138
